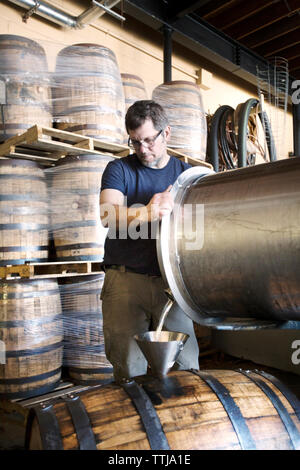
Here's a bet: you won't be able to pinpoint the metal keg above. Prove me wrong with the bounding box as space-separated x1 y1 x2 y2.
157 158 300 329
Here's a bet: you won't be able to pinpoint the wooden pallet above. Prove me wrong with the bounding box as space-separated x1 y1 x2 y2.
167 148 213 169
0 260 104 280
0 124 213 169
0 125 130 164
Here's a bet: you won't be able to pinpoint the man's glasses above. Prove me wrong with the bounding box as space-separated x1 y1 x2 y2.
128 129 163 149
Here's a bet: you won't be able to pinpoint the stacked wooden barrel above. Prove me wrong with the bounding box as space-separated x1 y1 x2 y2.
121 73 148 143
0 159 49 266
48 153 114 383
121 73 148 112
152 81 207 160
0 34 52 141
53 43 125 144
0 278 63 399
59 274 113 385
49 153 112 262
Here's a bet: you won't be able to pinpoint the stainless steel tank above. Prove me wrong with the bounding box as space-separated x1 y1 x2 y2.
157 158 300 329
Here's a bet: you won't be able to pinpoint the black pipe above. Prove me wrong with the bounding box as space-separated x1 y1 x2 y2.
163 25 172 83
293 103 300 157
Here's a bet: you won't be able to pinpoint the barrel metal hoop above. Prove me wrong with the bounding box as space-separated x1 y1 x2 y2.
0 289 60 300
68 366 113 374
0 195 47 202
61 311 102 320
55 243 103 251
0 366 61 385
0 245 48 253
0 123 32 130
52 220 97 230
4 340 63 358
0 174 45 182
63 394 97 450
64 344 105 354
237 370 300 450
52 167 108 174
0 223 48 230
33 403 64 450
59 288 102 297
121 380 170 450
55 255 104 262
62 122 123 132
0 313 61 328
0 379 61 400
190 369 256 450
252 370 300 420
122 82 146 91
0 257 47 266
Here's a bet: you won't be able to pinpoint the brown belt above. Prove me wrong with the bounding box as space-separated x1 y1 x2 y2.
104 264 161 277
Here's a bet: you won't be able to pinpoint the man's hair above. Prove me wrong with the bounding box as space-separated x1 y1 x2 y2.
125 100 169 132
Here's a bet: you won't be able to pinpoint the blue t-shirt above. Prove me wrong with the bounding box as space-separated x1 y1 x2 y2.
100 154 191 275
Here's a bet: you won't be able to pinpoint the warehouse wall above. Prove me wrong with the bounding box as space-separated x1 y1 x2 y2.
0 0 294 158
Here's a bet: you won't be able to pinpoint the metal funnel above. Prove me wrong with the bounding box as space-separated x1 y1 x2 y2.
134 330 189 378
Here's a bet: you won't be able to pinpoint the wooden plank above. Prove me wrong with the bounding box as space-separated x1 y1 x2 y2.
75 138 94 150
39 126 129 153
0 151 55 166
167 147 213 169
0 260 104 280
31 137 97 154
0 264 33 279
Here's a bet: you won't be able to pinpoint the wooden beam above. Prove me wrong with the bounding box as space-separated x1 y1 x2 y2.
242 13 300 48
288 57 300 71
255 29 300 56
224 0 300 40
201 0 238 20
265 43 300 60
211 0 275 30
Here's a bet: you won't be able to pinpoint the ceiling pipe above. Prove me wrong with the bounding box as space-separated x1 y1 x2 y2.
163 24 173 83
7 0 124 29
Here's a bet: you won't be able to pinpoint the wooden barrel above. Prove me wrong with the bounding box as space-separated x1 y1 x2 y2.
0 34 52 141
60 274 113 385
0 279 63 399
53 43 125 144
25 369 300 450
49 153 113 262
0 159 49 265
121 74 148 111
152 81 207 160
121 73 148 144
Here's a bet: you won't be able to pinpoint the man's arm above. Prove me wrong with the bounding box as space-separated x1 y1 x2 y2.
100 186 173 230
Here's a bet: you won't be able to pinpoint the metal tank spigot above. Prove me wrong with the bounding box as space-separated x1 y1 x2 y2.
164 287 174 302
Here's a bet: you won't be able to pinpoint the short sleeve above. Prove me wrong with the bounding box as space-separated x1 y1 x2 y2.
101 160 126 194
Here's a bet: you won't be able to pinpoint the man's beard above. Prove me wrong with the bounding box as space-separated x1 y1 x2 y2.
136 152 164 168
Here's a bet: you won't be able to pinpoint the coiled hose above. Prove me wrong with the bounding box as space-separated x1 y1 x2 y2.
208 100 277 171
238 98 277 167
208 105 236 172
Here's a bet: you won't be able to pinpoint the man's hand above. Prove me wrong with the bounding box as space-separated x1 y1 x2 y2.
147 185 173 221
100 185 174 229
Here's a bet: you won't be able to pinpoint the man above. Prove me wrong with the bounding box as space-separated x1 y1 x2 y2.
100 100 199 383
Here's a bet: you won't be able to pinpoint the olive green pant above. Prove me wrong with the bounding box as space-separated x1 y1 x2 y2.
100 268 199 383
